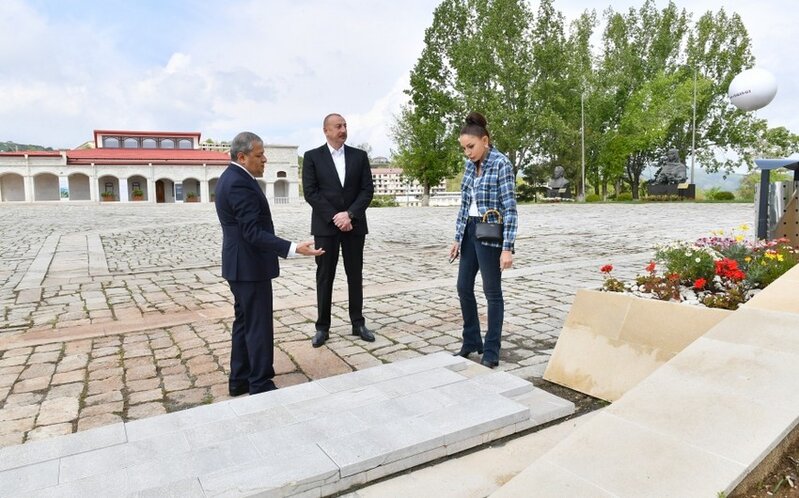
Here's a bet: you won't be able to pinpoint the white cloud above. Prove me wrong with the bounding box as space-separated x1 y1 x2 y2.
0 0 796 158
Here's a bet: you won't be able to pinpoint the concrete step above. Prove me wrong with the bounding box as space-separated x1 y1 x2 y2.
0 352 574 497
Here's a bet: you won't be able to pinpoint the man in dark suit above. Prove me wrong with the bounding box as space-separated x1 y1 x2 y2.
215 131 323 396
303 113 375 347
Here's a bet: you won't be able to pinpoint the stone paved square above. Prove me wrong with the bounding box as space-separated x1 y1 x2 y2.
0 202 751 445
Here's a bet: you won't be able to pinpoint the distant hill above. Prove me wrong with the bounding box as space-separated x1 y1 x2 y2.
693 169 745 192
0 141 54 152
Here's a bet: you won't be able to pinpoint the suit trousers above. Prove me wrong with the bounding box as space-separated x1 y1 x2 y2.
228 279 275 393
314 233 366 331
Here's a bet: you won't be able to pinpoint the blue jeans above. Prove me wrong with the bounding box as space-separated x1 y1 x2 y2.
457 218 504 363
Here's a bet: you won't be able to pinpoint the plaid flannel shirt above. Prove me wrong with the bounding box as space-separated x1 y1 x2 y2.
454 146 518 252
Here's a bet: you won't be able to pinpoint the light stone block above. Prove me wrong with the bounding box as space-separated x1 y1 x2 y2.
702 307 799 357
26 468 130 497
283 386 389 422
182 404 297 449
470 371 534 397
493 459 616 498
664 337 799 414
444 422 519 456
229 381 329 416
248 411 365 454
743 272 799 314
419 394 529 445
370 368 466 398
432 379 493 402
542 411 746 497
543 289 731 401
606 369 799 467
199 444 338 498
512 388 576 424
58 431 191 483
315 364 406 394
0 421 126 472
347 389 456 427
129 477 205 497
125 435 261 494
363 445 448 483
318 417 444 477
0 459 59 496
125 402 237 441
388 352 470 374
318 471 369 498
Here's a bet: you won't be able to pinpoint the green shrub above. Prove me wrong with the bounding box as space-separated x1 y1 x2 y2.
712 191 735 201
645 194 682 202
585 193 601 203
616 192 633 201
370 195 398 207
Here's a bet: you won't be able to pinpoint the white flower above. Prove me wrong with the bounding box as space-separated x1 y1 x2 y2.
695 257 701 263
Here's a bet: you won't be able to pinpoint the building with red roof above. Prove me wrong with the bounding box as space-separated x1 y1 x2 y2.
0 130 299 204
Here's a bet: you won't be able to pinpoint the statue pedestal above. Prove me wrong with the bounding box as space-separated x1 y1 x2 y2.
546 187 571 199
647 183 695 199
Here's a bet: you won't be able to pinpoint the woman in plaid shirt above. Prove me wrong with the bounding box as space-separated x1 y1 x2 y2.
449 112 518 368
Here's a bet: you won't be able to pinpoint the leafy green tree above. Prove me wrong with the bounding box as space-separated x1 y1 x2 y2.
391 105 462 206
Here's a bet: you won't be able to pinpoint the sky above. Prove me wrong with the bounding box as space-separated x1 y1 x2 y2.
1 0 796 158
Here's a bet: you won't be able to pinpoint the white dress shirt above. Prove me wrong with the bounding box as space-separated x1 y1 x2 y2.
328 144 346 186
230 161 297 257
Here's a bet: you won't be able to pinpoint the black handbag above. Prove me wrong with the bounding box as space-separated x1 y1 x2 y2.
475 209 504 242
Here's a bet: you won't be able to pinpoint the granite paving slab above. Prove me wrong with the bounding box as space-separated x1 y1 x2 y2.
0 352 574 497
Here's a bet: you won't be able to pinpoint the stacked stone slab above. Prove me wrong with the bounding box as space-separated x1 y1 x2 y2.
0 352 574 497
494 264 799 497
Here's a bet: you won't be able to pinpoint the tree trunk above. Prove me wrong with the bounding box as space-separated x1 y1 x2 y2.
422 182 431 207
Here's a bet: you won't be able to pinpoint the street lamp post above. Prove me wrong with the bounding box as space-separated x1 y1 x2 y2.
691 68 697 185
580 91 586 201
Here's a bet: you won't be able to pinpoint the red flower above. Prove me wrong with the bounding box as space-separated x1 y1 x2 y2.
715 258 746 281
645 261 656 273
694 278 706 290
667 273 680 282
600 264 613 273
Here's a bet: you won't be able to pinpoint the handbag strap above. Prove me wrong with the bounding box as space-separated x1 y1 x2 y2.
481 208 503 224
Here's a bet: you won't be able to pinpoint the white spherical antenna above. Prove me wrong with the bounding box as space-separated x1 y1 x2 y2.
728 67 778 111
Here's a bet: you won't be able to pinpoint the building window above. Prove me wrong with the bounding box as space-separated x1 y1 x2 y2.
161 139 175 149
178 139 192 149
123 138 138 148
276 171 287 178
142 138 156 149
103 137 120 148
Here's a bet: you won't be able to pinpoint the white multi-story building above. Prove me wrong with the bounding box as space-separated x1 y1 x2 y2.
370 167 446 197
0 130 300 204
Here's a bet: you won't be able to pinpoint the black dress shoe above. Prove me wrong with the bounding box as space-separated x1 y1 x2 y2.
352 325 375 342
481 359 499 369
249 380 278 395
453 347 484 358
228 384 249 397
312 329 329 348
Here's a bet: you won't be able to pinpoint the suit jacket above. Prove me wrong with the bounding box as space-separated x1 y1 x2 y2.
302 144 374 236
215 163 291 281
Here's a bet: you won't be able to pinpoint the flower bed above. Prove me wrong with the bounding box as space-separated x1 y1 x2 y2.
600 226 799 310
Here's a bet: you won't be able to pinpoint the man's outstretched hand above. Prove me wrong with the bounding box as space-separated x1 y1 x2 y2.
296 240 325 256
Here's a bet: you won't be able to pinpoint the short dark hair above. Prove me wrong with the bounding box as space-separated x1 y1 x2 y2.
323 113 343 128
230 132 262 161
